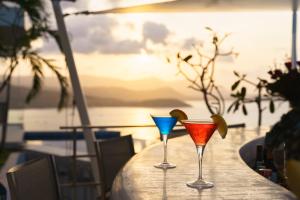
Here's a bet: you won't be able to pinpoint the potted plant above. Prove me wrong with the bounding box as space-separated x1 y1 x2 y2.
265 62 300 196
265 62 300 161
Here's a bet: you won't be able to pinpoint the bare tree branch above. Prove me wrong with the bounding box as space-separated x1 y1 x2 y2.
170 29 235 115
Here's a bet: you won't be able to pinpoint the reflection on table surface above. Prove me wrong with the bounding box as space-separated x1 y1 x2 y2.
111 128 297 200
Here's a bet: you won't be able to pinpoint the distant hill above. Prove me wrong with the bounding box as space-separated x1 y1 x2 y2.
9 75 203 99
87 96 190 107
0 85 190 108
5 75 233 108
83 86 185 101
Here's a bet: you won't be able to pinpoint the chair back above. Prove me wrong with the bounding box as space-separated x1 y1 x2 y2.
95 135 135 193
7 156 61 200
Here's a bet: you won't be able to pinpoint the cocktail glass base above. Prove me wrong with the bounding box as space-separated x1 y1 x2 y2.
186 179 214 189
154 162 176 169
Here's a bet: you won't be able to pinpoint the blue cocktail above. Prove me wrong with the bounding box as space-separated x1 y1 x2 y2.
151 115 177 169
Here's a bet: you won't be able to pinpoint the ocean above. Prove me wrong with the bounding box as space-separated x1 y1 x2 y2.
9 100 289 134
7 100 290 152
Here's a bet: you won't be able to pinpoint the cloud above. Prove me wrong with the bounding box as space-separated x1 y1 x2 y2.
182 38 203 50
217 54 235 63
42 15 143 54
99 40 143 54
42 15 172 55
69 16 143 54
143 22 170 44
61 0 89 11
40 38 60 53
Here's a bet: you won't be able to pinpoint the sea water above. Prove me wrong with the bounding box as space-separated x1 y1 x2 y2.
9 100 290 146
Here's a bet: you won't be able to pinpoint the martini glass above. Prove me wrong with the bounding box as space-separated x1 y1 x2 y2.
151 115 177 169
182 119 217 189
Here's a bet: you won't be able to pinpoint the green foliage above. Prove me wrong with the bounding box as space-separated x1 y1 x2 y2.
231 80 240 90
267 63 300 108
228 71 276 126
265 62 300 160
231 60 300 159
0 0 68 109
265 109 300 160
183 55 192 62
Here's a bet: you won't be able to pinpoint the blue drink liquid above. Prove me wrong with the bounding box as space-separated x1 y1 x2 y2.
152 116 177 135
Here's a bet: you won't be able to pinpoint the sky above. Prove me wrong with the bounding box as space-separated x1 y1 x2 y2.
2 0 299 88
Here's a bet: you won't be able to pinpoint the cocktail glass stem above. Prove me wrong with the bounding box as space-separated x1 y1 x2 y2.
154 133 175 169
163 134 168 163
186 144 213 189
196 145 205 180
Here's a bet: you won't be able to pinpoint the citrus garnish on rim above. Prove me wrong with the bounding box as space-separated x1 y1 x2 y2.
211 114 228 139
169 109 188 124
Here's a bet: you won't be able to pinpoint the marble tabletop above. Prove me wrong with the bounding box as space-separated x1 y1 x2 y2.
111 128 296 200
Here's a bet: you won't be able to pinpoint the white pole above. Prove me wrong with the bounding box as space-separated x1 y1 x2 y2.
51 0 101 196
292 0 298 69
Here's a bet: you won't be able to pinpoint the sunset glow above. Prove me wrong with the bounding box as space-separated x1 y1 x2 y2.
6 1 298 89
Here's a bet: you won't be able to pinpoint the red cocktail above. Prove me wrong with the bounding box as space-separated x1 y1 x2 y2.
182 120 217 189
183 121 217 146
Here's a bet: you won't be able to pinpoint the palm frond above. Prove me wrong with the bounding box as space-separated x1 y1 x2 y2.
26 71 42 103
0 0 68 110
39 56 69 110
23 51 69 109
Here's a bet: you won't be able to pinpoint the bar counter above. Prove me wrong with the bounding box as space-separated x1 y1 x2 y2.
111 128 296 200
